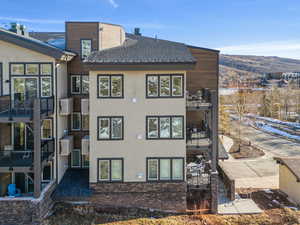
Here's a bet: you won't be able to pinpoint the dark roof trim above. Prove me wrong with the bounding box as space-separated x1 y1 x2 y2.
187 45 220 53
0 28 75 60
84 63 195 71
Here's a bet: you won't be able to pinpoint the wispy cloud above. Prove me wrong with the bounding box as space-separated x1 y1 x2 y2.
219 40 300 59
107 0 119 8
0 16 63 24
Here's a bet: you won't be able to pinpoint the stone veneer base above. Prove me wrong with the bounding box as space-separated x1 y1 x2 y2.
89 182 187 212
0 181 56 225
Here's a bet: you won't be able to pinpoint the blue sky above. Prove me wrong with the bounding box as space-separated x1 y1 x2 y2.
1 0 300 58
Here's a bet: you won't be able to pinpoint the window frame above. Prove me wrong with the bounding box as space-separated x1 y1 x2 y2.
71 112 81 131
82 114 89 131
146 74 184 98
70 74 89 95
97 116 124 140
9 62 53 99
80 39 92 60
97 158 124 182
97 74 124 99
146 157 185 182
146 115 184 140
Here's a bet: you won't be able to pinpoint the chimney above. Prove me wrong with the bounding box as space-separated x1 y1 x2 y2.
134 27 141 36
9 23 28 37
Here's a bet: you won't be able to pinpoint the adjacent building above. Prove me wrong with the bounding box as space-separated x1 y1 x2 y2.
0 22 220 223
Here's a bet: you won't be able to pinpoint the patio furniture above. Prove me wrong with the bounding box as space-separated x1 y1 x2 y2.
7 184 21 197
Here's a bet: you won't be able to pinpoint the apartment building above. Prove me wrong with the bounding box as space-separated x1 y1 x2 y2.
0 22 221 223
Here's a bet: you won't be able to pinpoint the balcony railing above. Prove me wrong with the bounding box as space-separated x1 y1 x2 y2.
0 140 54 167
0 96 54 119
186 128 211 151
186 89 212 110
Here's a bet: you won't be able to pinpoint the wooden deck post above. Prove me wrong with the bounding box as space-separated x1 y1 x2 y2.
210 90 219 213
33 99 41 198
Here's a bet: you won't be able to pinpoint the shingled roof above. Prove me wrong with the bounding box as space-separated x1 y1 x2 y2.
275 157 300 181
84 33 196 65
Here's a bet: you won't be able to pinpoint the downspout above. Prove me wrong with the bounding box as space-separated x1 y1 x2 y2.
55 62 58 184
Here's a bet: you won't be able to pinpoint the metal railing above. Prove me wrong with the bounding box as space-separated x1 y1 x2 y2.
0 139 55 167
0 96 54 119
186 88 212 109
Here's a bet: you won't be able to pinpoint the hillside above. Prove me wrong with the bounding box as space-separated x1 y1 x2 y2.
219 55 300 86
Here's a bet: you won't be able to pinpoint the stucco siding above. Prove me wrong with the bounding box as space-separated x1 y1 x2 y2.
279 164 300 205
89 70 186 183
99 23 125 50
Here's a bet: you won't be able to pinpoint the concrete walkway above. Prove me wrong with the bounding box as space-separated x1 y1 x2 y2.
218 198 263 215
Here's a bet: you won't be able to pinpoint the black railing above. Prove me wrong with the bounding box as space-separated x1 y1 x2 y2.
0 140 55 167
186 88 212 109
0 96 54 119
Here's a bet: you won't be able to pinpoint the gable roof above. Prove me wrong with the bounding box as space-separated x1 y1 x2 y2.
0 28 75 60
275 157 300 181
84 33 196 65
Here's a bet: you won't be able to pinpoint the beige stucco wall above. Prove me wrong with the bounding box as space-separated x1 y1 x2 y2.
0 40 55 95
279 164 300 205
89 70 186 183
99 23 125 50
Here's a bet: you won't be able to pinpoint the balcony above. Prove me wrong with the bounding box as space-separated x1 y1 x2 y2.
81 135 89 155
0 140 54 168
0 96 54 122
186 128 211 154
59 98 73 116
186 89 213 111
60 135 73 156
81 99 89 115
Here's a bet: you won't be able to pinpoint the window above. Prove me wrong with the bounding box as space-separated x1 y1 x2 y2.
147 158 184 181
98 116 123 140
71 75 89 94
82 155 89 168
41 64 52 75
25 64 39 75
71 113 81 130
42 163 52 182
98 158 123 182
41 77 52 97
146 74 183 98
81 39 92 59
146 116 184 139
71 75 81 94
82 115 89 131
97 75 123 98
82 76 89 94
11 64 24 75
71 149 81 168
41 119 52 139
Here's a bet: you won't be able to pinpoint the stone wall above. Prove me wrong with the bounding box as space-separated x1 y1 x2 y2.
89 182 187 212
0 181 56 225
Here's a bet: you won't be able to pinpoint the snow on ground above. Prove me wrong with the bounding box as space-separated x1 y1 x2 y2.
247 114 300 129
255 122 300 142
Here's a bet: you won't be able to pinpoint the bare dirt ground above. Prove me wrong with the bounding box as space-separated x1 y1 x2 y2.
43 199 300 225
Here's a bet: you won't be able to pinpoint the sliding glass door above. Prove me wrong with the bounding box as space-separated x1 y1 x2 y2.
12 77 38 104
13 123 33 150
